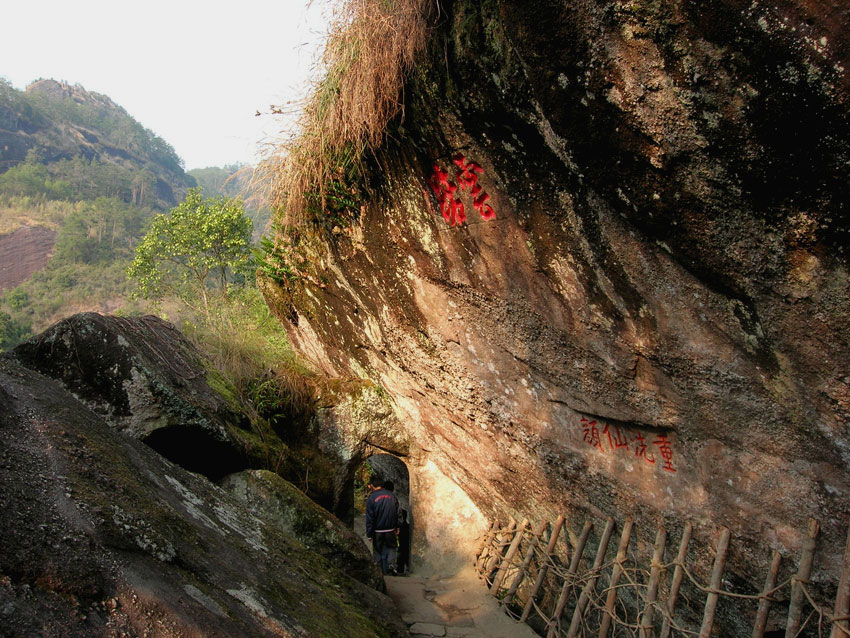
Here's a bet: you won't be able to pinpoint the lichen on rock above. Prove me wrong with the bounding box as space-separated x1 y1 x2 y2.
220 469 384 591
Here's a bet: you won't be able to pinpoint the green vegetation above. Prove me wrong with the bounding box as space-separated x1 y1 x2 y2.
128 188 254 316
354 459 374 515
178 286 333 504
0 78 201 348
0 312 31 351
0 79 192 208
0 193 155 347
189 164 246 199
125 191 331 500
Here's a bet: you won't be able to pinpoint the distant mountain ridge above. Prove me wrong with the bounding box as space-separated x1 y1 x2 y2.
0 78 195 208
0 78 202 342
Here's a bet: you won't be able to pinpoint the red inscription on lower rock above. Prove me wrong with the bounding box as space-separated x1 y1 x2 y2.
579 418 677 474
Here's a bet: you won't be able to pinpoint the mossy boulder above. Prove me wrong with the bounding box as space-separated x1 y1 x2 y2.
0 354 407 637
12 312 258 480
221 470 384 591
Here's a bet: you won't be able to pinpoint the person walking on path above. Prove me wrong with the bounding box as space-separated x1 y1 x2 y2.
366 478 401 575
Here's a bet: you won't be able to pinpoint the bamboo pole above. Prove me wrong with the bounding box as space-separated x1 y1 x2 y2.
565 517 617 638
598 517 635 638
476 520 500 574
659 522 693 638
699 527 731 638
505 519 550 605
830 523 850 638
486 518 516 579
490 518 530 594
639 527 668 638
545 519 594 637
752 550 782 638
521 514 566 622
785 518 820 638
476 520 499 567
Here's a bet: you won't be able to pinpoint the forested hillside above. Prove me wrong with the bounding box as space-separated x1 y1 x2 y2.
189 164 270 235
0 79 199 348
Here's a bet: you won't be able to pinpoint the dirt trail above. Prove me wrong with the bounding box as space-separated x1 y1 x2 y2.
355 516 538 637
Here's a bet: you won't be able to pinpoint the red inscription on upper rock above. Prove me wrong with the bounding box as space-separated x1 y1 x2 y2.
429 155 495 225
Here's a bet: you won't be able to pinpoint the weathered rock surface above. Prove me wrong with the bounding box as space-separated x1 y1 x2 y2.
311 378 410 523
263 0 850 630
0 224 56 294
13 312 256 480
221 469 385 591
0 352 408 637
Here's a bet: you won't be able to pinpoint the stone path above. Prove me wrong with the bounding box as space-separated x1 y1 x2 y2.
384 566 540 638
354 514 537 637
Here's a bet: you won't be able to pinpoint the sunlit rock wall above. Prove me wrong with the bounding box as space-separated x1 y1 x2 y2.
264 0 850 613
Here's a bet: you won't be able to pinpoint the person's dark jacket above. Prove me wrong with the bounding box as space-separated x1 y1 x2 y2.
365 488 401 539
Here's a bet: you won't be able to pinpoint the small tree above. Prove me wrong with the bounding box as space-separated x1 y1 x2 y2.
128 188 253 316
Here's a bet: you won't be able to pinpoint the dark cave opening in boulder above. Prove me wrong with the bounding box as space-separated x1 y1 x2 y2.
142 426 248 482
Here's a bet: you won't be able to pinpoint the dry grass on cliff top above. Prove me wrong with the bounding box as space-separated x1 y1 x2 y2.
256 0 437 227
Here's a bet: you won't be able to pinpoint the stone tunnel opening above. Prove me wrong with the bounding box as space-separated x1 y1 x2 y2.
354 452 413 574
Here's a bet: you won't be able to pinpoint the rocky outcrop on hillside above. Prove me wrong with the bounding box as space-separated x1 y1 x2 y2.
262 0 850 631
0 224 56 294
0 315 407 637
0 79 194 208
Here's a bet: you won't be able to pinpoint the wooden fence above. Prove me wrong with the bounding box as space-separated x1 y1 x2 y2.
475 515 850 637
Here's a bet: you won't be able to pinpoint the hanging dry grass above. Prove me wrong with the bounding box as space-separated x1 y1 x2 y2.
257 0 438 227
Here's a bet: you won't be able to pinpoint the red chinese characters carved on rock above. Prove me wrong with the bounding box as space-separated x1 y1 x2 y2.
429 154 496 226
580 417 677 473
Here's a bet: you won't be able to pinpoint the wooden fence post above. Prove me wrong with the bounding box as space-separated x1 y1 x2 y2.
490 518 529 594
504 519 550 606
785 518 820 638
659 522 693 638
476 520 499 571
752 550 782 638
485 518 516 579
639 527 668 638
698 527 731 638
830 522 850 638
521 515 566 623
565 517 617 638
546 519 594 637
598 517 634 638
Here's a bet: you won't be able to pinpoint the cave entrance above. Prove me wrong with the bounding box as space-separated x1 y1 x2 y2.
354 453 412 574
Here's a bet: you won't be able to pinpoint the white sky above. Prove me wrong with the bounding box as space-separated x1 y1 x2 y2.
0 1 330 170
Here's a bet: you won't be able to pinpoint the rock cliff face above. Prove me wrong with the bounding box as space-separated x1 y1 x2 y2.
263 0 850 621
0 224 56 293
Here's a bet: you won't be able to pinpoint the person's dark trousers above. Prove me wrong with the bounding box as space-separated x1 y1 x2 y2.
372 531 397 574
397 522 410 574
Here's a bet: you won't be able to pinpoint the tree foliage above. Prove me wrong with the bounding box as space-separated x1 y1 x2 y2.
128 188 254 315
0 311 31 352
53 197 150 264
